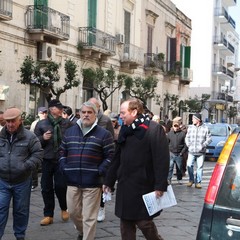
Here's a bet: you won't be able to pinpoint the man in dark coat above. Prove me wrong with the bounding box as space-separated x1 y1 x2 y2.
34 99 73 226
103 98 169 240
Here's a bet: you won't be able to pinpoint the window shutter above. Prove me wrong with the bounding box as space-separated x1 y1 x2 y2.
124 11 131 44
88 0 97 28
184 46 191 68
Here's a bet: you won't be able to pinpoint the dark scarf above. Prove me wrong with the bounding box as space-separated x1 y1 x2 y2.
118 114 150 144
48 113 62 152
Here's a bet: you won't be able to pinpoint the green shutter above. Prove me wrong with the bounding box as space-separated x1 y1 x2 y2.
34 0 48 5
34 0 48 29
88 0 97 28
184 46 191 68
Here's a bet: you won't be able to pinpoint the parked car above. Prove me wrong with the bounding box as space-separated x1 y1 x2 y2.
205 122 232 161
231 123 239 131
197 128 240 239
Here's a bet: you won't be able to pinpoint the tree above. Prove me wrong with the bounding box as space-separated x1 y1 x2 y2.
82 67 124 111
183 94 210 113
19 56 80 101
124 75 159 106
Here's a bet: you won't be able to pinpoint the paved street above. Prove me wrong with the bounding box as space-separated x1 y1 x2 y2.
3 161 216 240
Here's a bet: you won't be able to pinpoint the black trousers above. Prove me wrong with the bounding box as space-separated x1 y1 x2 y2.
120 218 164 240
41 159 68 217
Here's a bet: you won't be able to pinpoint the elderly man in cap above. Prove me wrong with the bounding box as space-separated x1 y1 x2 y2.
34 99 73 226
185 113 212 189
30 106 48 190
59 101 114 240
0 107 43 240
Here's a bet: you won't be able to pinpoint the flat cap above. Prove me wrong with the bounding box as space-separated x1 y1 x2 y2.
3 107 21 120
38 106 48 113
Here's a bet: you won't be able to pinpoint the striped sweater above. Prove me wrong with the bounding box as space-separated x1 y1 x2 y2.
59 121 115 188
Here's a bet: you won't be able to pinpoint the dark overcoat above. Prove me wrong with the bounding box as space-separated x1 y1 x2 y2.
104 121 169 220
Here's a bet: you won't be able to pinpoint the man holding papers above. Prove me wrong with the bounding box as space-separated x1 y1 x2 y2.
103 98 169 240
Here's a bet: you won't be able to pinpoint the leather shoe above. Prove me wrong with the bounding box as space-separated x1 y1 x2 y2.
187 181 193 187
40 216 53 226
61 210 69 221
195 183 202 189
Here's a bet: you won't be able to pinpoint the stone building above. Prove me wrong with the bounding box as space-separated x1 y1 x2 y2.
0 0 192 120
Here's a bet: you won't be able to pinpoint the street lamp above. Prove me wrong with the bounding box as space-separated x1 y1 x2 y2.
220 83 236 123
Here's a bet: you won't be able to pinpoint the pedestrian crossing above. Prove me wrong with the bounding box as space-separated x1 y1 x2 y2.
170 161 216 188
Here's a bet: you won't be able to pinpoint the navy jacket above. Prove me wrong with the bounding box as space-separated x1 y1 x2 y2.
59 121 114 188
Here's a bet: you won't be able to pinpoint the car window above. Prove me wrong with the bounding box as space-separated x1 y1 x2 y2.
207 125 227 136
216 136 240 207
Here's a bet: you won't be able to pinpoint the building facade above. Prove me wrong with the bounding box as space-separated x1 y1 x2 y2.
0 0 192 120
173 0 239 123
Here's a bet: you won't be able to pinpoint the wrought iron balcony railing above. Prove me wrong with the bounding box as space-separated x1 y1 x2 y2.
0 0 12 20
144 53 164 70
78 27 116 55
26 5 70 39
122 44 144 65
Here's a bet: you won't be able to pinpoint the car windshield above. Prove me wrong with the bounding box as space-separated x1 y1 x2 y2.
207 125 227 136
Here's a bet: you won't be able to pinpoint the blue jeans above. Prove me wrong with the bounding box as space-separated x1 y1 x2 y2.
0 177 31 239
187 153 205 183
168 153 183 181
41 159 67 217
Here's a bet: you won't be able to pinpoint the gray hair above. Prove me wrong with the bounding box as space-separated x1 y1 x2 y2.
80 101 98 115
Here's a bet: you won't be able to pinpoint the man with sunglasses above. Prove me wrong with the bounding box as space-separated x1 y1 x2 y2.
167 119 187 185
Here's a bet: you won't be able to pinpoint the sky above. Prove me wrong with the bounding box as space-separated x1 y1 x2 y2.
171 0 240 87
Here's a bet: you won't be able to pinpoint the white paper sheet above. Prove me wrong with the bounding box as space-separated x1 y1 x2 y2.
142 185 177 216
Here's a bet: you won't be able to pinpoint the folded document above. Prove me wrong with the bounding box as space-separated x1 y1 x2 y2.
142 185 177 216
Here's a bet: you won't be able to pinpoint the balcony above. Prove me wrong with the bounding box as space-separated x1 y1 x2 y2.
120 44 144 70
217 92 233 102
223 0 237 7
180 68 193 84
26 5 70 44
214 7 235 30
0 0 12 21
144 53 164 74
212 64 234 80
78 27 116 61
213 36 235 55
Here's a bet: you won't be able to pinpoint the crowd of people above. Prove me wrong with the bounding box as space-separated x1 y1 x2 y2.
0 98 212 240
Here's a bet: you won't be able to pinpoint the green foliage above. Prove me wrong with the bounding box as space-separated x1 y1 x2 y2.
21 112 35 127
77 41 84 53
183 94 210 113
124 76 159 105
19 56 80 100
227 106 237 119
82 67 123 111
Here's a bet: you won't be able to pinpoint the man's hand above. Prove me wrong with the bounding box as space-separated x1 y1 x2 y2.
155 190 164 198
102 185 111 193
43 130 52 140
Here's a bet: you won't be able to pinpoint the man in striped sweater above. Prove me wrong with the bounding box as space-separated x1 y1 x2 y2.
59 101 114 240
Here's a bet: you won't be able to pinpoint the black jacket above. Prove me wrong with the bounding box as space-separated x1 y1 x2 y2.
0 125 43 184
34 117 72 160
167 129 187 155
104 121 169 220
